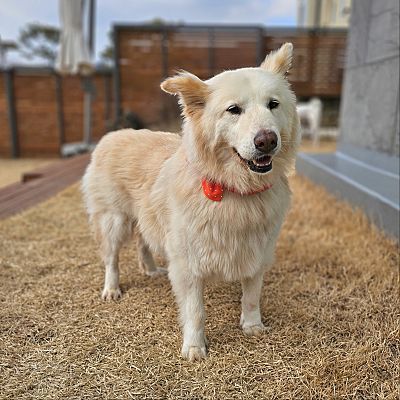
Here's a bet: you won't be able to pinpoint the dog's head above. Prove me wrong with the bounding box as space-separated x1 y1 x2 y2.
161 43 300 189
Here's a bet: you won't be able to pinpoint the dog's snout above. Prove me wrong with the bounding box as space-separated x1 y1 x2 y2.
254 129 278 153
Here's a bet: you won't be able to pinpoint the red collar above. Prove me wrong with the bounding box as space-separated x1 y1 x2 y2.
201 179 272 202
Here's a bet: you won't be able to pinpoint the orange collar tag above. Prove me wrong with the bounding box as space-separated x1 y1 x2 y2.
201 178 273 202
202 179 224 201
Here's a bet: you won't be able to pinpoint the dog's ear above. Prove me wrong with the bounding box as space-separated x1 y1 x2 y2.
161 71 209 116
260 42 293 76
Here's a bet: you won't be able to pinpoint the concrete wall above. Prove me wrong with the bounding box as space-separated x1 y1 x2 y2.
339 0 399 156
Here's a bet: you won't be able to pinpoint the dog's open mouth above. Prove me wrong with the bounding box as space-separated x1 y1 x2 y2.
233 148 273 174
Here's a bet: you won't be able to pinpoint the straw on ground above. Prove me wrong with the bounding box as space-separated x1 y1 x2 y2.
0 176 398 399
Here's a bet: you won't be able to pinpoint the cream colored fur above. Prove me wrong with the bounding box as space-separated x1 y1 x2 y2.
82 43 300 361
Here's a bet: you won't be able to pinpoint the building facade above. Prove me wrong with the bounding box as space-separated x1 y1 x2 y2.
298 0 352 28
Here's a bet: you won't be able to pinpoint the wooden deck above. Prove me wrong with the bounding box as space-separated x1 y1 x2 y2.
0 154 90 220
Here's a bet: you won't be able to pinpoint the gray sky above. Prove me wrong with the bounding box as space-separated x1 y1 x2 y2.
0 0 297 65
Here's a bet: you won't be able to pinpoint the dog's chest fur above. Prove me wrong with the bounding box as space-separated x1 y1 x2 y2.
152 170 291 282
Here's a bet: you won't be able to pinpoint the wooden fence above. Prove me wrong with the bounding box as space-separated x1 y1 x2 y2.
0 67 113 157
114 25 347 126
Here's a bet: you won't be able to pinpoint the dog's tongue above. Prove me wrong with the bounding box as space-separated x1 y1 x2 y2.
254 155 272 167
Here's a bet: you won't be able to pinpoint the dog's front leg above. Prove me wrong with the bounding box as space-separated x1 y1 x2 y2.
240 268 266 336
168 262 206 361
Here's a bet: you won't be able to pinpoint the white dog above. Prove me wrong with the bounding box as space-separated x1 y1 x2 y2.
82 43 300 361
297 97 322 144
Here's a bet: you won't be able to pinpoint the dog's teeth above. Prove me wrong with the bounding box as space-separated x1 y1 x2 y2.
254 158 272 167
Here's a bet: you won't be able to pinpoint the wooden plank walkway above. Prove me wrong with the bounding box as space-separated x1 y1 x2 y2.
0 153 90 220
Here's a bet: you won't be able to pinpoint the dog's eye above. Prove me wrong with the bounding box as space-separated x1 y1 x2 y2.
268 99 279 110
226 105 242 115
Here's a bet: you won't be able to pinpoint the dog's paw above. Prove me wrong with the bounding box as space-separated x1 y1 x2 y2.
242 323 267 337
181 345 207 362
101 287 122 301
145 267 168 277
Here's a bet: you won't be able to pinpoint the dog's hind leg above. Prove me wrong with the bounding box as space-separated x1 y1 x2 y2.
136 232 167 276
99 212 131 301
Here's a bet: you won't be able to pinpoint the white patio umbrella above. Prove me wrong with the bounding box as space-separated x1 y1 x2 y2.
56 0 93 75
56 0 95 156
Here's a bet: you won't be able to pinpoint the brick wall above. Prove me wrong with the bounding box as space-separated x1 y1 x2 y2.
115 25 347 127
0 69 113 157
13 73 59 156
62 74 112 144
264 30 347 97
116 26 264 126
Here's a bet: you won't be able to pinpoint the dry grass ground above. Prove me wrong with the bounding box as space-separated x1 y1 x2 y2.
0 176 399 399
0 158 55 188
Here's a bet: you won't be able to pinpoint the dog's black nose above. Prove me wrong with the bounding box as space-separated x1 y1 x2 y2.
254 129 278 153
